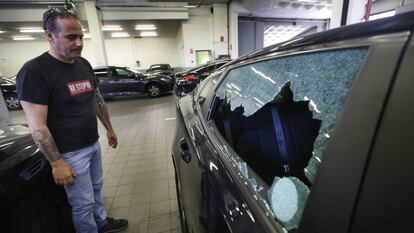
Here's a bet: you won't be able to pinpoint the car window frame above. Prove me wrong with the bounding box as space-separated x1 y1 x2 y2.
194 31 410 233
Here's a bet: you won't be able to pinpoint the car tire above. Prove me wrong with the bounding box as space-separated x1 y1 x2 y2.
146 83 161 97
4 93 21 110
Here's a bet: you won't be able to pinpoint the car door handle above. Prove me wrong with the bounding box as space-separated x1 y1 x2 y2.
179 138 191 163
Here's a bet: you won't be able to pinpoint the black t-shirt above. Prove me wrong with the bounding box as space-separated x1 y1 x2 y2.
16 52 99 153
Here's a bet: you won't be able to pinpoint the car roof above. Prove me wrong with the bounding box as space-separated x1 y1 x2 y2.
231 11 414 65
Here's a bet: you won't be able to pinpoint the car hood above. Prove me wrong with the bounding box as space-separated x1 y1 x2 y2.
0 124 39 172
144 73 172 81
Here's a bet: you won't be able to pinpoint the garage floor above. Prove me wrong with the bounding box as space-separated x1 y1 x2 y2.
10 93 180 233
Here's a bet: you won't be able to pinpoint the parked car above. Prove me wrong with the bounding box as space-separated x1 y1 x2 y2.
174 59 230 97
0 76 20 110
93 66 173 98
172 11 414 233
146 63 175 78
0 123 74 233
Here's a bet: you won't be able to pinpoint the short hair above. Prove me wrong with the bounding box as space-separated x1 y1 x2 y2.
42 7 78 33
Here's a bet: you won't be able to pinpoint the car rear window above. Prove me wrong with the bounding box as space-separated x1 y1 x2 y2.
211 47 368 231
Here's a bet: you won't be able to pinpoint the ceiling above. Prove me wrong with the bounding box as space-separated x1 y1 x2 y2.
0 0 334 42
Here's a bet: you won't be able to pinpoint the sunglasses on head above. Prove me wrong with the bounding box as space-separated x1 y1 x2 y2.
42 7 77 30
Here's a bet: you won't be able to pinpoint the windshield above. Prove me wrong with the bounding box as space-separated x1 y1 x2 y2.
127 67 142 75
150 64 171 71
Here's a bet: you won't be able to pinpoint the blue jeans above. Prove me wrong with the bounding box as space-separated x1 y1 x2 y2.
63 141 108 233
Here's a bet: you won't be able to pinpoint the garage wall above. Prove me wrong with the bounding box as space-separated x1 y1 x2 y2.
104 37 179 70
181 7 214 67
0 40 49 77
0 36 178 76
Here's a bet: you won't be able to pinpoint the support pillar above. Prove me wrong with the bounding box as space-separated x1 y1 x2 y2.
84 0 108 66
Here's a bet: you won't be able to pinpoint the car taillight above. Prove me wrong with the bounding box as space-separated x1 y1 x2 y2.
180 75 197 81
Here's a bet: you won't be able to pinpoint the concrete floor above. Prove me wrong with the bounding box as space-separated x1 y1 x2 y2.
9 93 180 233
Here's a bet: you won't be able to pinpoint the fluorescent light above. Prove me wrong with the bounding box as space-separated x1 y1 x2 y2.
298 0 322 3
102 25 123 31
369 10 395 20
135 24 157 30
111 32 129 38
0 31 5 33
184 5 197 8
140 31 157 37
83 33 91 39
20 27 44 33
12 36 35 41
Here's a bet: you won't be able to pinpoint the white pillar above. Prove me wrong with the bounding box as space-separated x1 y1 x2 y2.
212 3 229 59
83 0 108 66
347 0 367 25
330 0 345 29
229 4 238 59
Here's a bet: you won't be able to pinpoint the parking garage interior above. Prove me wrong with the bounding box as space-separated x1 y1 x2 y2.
1 0 413 233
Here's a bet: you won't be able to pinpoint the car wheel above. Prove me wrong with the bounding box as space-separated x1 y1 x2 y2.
4 93 21 110
146 83 161 97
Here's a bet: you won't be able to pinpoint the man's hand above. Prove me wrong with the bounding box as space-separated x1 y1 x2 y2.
107 129 118 148
51 159 76 186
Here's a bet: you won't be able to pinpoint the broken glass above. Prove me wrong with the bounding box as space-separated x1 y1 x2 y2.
216 48 367 182
214 47 368 229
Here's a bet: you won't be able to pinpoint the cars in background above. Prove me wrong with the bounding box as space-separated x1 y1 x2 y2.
93 66 173 98
146 63 175 78
0 76 20 110
0 124 74 233
172 12 414 233
174 59 230 97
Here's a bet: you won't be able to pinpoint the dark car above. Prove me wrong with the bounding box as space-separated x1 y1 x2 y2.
172 11 414 233
0 124 74 233
174 60 230 97
0 76 20 110
146 63 175 77
93 66 173 98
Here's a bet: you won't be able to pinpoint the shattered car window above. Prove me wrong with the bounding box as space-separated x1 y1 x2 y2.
212 48 368 230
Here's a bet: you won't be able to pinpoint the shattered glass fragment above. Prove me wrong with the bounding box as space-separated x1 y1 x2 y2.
248 178 263 192
268 177 310 230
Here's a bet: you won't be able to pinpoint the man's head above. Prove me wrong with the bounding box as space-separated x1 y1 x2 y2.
43 7 84 63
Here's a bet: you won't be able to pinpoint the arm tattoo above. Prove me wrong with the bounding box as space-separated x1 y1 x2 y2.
32 129 62 163
95 88 113 130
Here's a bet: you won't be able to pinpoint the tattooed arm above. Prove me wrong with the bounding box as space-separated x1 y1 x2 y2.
95 88 118 148
20 101 76 185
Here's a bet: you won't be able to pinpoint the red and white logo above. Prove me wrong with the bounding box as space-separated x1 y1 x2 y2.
66 80 93 96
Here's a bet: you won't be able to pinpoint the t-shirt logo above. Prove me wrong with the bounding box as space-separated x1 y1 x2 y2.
66 80 93 96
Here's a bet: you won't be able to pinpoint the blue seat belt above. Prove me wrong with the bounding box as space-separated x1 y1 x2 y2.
271 107 290 173
223 118 234 147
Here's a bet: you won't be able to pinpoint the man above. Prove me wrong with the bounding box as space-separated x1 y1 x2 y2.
16 7 128 233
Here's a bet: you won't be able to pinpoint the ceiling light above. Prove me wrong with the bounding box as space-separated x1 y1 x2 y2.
111 32 129 38
20 27 44 33
184 5 197 8
135 24 157 30
369 10 395 20
83 33 91 39
140 31 157 37
0 31 4 33
102 25 123 31
12 36 35 41
297 0 322 3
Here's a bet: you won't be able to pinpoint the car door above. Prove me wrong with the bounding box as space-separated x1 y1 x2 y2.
111 67 139 94
94 68 113 96
203 32 408 233
177 74 266 233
